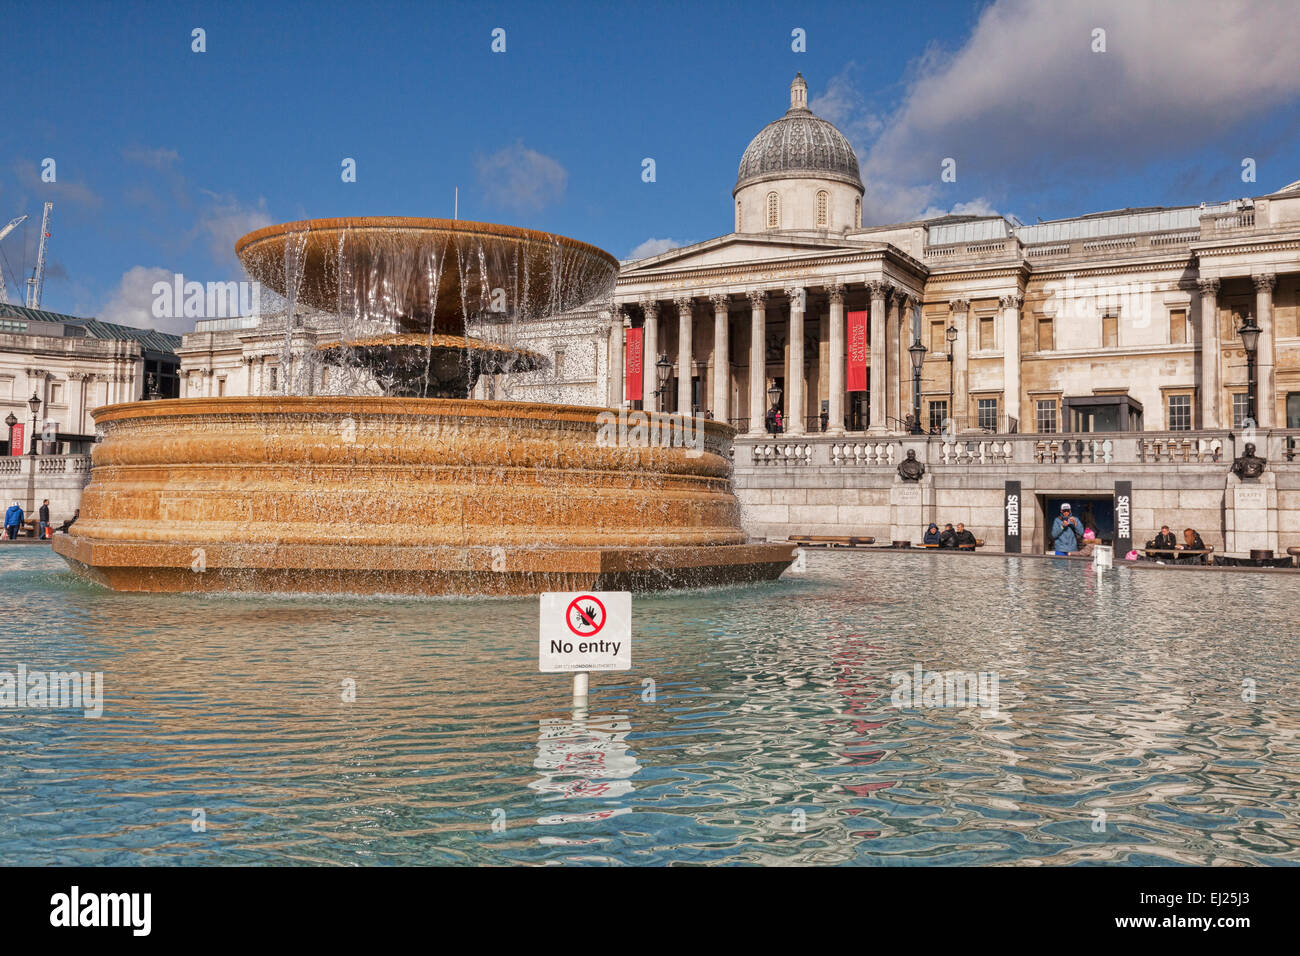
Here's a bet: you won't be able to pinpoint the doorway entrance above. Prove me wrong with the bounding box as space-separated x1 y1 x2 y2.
1039 494 1115 550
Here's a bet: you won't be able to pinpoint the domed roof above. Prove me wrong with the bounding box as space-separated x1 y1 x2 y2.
735 74 864 195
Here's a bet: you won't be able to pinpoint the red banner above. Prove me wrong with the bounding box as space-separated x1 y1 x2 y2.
625 327 643 402
846 310 868 392
8 423 23 456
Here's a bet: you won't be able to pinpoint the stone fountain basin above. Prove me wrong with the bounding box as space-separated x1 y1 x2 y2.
53 397 794 596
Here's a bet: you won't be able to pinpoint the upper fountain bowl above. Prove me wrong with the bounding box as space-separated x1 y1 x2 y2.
235 217 620 336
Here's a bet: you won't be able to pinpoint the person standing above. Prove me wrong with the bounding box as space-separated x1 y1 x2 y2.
4 501 23 540
1050 503 1083 556
38 499 50 539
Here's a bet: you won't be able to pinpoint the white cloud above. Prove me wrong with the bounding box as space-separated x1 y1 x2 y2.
123 146 180 169
475 141 567 212
822 0 1300 223
916 199 1006 221
627 237 684 260
195 192 273 265
98 266 184 333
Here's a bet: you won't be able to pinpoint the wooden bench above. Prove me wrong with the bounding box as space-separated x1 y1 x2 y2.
1143 547 1214 565
787 534 876 548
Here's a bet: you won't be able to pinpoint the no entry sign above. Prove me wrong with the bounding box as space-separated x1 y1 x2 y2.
539 591 631 672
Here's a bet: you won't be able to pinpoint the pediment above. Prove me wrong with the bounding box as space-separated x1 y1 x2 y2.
620 232 876 276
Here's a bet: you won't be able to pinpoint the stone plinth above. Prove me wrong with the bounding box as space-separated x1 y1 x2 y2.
890 473 934 544
1224 472 1278 555
53 397 794 595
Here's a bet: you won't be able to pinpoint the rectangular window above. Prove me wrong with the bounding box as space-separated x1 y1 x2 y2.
930 320 947 354
1167 393 1191 430
1036 399 1057 433
979 316 996 351
217 378 226 397
268 366 279 391
1102 312 1118 348
554 349 566 379
977 397 998 431
928 400 948 434
49 383 63 404
1037 317 1054 351
1169 309 1187 345
1232 392 1251 428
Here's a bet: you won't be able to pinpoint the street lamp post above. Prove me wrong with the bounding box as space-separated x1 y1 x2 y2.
654 354 673 413
766 380 782 433
27 392 42 456
945 323 958 433
908 339 927 434
1239 315 1261 425
4 412 15 456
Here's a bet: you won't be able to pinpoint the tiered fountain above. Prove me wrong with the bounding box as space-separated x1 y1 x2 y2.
54 217 794 595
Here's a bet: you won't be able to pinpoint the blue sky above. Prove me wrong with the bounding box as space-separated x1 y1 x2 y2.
3 0 1298 332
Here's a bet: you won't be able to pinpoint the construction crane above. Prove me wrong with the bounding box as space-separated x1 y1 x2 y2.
25 201 53 309
0 214 28 304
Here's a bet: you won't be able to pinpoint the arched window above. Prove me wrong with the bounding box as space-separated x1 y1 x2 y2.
736 200 742 232
766 192 780 229
855 198 861 228
816 190 829 227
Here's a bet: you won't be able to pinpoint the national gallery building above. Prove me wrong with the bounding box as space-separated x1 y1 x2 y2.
179 74 1300 555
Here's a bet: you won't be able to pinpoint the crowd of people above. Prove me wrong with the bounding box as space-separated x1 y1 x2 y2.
922 522 978 549
2 499 75 540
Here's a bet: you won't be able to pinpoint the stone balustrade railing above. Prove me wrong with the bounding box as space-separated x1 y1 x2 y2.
734 429 1300 470
0 455 93 477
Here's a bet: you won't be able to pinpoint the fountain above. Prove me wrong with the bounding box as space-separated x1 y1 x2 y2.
54 216 795 595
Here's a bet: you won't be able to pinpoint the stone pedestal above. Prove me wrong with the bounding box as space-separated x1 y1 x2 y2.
890 473 935 544
1224 473 1277 556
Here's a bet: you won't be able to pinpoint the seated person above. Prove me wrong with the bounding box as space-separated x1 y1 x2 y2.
954 523 977 549
1181 528 1205 551
57 509 79 534
923 522 941 546
939 523 957 548
1149 525 1177 550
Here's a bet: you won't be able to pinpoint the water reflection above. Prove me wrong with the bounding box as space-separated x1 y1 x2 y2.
0 547 1297 865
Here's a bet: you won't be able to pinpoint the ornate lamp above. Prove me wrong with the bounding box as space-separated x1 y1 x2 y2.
1239 316 1261 424
655 354 673 411
27 392 41 456
909 340 927 434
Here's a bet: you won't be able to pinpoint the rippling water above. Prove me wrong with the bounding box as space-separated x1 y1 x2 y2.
1 547 1297 866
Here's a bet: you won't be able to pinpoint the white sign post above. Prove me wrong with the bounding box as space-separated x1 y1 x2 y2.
539 591 632 702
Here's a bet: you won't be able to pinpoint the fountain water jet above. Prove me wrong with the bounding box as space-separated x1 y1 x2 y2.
54 217 796 595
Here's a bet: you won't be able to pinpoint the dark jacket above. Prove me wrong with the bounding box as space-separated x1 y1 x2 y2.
939 528 957 549
1151 531 1177 549
39 504 49 523
1182 532 1205 551
954 529 977 548
923 525 942 545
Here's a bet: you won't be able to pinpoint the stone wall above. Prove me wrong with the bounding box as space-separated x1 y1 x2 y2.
0 455 92 527
734 429 1300 555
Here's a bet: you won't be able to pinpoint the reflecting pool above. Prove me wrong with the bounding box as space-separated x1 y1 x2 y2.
1 547 1297 865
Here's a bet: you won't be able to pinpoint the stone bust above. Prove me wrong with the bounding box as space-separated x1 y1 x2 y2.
897 449 925 481
1231 442 1267 481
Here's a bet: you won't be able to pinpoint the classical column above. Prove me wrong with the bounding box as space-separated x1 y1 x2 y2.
826 283 846 435
710 294 730 422
675 296 694 415
608 306 625 407
888 290 905 430
867 281 890 431
641 299 658 409
785 285 806 436
747 290 767 432
1197 278 1220 428
1000 293 1023 432
1254 273 1277 427
949 298 970 429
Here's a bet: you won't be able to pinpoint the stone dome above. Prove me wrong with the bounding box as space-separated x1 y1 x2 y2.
734 73 864 196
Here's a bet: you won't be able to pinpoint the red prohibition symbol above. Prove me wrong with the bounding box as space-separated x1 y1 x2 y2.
566 595 607 637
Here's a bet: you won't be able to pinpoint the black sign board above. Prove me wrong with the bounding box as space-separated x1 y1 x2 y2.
1114 481 1133 556
1004 480 1022 553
